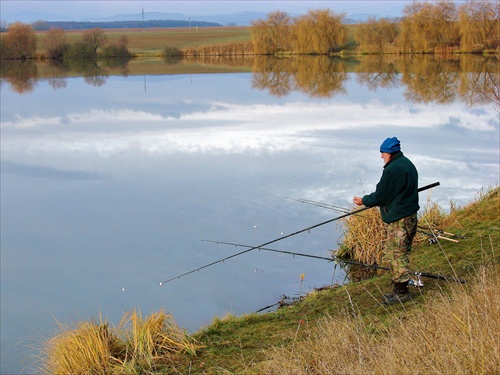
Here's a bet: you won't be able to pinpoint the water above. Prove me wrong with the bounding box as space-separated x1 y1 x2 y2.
1 59 499 373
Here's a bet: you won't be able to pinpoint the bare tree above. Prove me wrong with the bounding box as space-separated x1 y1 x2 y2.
355 17 398 53
82 28 107 54
459 0 499 52
251 11 291 55
44 28 67 59
309 9 346 53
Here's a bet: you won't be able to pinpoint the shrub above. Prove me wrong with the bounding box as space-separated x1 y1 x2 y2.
101 44 132 58
64 41 97 59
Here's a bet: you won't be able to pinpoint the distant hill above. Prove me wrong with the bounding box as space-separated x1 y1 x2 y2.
2 11 270 27
3 10 383 28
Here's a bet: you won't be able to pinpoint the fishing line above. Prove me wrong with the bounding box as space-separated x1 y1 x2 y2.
159 182 440 286
206 240 466 283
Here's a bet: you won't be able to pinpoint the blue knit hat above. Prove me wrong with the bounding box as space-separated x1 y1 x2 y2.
380 137 401 153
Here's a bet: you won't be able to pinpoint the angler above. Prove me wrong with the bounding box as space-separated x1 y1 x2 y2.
353 137 421 304
159 181 439 286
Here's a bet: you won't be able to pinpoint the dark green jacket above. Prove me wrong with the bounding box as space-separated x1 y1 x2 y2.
362 151 419 224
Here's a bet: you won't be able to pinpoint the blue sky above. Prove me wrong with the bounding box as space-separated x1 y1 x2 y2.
1 1 434 21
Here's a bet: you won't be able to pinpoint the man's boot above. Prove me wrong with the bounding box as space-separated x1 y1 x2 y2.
383 284 396 300
383 281 411 305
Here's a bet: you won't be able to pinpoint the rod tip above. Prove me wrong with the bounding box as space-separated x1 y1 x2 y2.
159 282 163 286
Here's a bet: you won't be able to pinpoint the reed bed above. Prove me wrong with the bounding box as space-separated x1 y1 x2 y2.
337 207 387 265
40 309 202 375
256 263 500 374
181 42 254 56
338 196 448 266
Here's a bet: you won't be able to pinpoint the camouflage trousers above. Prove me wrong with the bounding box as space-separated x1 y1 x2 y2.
384 213 418 283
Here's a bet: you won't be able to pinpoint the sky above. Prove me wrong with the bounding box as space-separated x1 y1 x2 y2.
1 0 437 22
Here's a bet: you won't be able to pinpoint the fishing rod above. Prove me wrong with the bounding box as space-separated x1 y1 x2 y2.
159 181 440 286
203 239 466 283
417 224 467 244
418 229 459 243
201 240 335 262
283 196 352 214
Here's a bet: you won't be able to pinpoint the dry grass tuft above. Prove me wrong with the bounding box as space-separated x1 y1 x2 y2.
40 309 202 375
256 264 500 375
337 207 386 265
42 315 123 375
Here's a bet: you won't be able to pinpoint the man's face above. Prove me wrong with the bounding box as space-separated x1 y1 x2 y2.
381 152 391 164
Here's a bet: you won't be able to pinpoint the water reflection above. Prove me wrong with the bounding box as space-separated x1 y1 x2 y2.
0 60 39 94
1 55 498 109
252 56 349 98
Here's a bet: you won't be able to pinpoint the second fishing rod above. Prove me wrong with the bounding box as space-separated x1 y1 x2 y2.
159 181 440 286
202 240 466 284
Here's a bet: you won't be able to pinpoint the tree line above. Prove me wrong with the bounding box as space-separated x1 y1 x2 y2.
0 24 132 60
31 20 221 31
251 0 498 54
1 0 498 60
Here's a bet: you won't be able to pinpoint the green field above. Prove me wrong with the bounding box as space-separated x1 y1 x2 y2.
36 26 252 57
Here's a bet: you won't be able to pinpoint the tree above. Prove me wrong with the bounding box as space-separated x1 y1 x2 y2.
65 41 96 59
32 20 50 31
398 1 461 53
293 9 346 54
398 2 436 52
355 17 399 53
291 15 313 54
459 0 499 52
433 1 460 46
308 9 347 53
101 35 132 58
82 28 107 54
44 28 68 59
251 11 291 55
4 22 37 59
0 38 12 59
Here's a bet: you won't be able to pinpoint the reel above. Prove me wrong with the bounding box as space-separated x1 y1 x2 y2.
409 275 424 288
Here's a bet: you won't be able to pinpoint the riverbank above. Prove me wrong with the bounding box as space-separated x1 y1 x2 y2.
40 186 500 373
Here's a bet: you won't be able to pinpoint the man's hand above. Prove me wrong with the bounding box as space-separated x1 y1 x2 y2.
353 196 363 206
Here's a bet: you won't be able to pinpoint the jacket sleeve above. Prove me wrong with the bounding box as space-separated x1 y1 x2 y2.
362 169 398 207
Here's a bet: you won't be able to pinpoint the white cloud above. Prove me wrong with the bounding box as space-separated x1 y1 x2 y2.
1 100 497 157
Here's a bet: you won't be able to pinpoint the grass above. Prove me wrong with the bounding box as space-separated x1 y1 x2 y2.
39 187 499 373
256 265 500 374
35 27 252 58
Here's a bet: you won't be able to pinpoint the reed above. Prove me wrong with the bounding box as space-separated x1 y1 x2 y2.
180 42 254 56
338 195 448 266
40 309 202 374
41 315 123 374
115 309 201 370
337 206 386 265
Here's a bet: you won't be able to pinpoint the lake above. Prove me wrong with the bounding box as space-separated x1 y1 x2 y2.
1 55 499 373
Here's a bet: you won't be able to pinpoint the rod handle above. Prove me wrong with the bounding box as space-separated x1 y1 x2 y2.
418 181 440 192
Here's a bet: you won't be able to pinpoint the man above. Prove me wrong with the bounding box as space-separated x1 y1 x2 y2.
353 137 419 304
